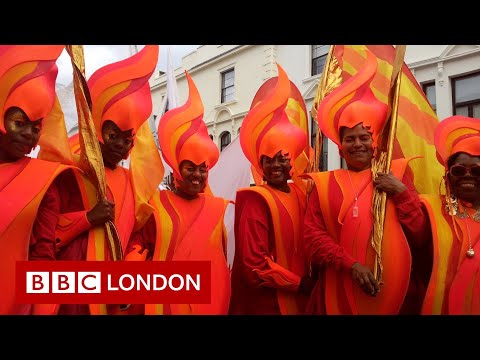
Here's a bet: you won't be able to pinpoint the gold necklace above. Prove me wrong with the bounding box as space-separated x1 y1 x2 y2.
347 170 359 218
452 198 480 222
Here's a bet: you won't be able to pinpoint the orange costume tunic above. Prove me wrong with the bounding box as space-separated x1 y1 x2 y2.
55 166 136 315
304 159 432 315
127 190 231 315
0 157 70 314
229 183 311 315
421 195 480 314
57 166 135 260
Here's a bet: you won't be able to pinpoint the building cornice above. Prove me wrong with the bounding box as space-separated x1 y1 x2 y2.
150 45 253 91
408 47 480 69
205 109 249 126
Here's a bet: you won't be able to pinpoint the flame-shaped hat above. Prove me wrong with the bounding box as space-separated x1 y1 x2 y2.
158 71 219 180
0 45 64 133
240 63 308 178
434 115 480 168
87 45 158 142
317 49 388 149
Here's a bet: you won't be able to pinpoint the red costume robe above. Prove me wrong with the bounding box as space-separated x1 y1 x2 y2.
421 194 480 314
126 190 231 315
304 159 432 315
54 166 136 315
0 157 71 315
229 183 311 315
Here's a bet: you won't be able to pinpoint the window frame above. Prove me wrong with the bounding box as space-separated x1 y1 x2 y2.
311 45 329 77
310 116 328 171
220 131 231 151
452 71 480 117
221 68 235 103
422 81 437 113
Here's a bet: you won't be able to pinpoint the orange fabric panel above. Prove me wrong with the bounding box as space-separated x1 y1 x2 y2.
0 159 68 314
305 159 412 314
146 191 230 315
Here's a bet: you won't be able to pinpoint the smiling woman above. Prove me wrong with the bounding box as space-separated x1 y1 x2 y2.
230 63 314 315
420 115 480 315
124 70 232 315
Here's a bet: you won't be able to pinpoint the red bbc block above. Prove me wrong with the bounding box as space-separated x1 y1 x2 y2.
15 261 211 304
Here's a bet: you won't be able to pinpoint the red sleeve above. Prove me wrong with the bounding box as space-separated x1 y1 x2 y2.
304 186 357 271
125 213 156 261
392 174 432 250
236 194 273 288
29 181 60 261
55 211 91 248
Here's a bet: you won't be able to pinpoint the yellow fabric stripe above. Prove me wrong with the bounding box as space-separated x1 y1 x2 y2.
152 191 173 262
396 116 444 194
421 195 454 314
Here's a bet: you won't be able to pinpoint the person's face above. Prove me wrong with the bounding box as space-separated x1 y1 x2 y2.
261 150 292 191
448 153 480 204
176 160 208 197
0 107 42 162
100 120 133 169
340 123 374 172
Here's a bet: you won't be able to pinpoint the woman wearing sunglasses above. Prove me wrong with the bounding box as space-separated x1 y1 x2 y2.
420 115 480 314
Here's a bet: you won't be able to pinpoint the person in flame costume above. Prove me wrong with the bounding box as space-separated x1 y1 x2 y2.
0 45 75 314
228 64 315 315
303 50 432 315
420 115 480 314
53 45 162 315
125 71 232 315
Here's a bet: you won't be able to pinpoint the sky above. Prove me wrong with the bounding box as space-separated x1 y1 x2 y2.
56 45 199 86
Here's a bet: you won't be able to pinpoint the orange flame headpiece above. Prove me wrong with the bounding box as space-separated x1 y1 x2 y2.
240 63 308 178
434 115 480 168
0 45 64 133
87 45 159 143
317 49 388 149
158 71 219 180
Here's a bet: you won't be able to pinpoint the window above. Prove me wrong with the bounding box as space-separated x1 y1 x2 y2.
312 45 329 76
221 69 235 103
452 72 480 118
310 116 328 171
422 82 436 113
220 131 231 151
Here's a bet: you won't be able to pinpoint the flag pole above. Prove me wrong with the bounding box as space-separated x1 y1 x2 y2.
371 45 406 282
65 45 123 261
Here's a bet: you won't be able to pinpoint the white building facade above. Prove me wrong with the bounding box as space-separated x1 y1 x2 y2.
150 45 480 171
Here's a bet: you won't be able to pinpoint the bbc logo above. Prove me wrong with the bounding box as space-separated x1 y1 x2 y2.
26 272 101 293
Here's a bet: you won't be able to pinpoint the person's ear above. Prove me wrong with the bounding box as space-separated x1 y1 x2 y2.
338 148 344 158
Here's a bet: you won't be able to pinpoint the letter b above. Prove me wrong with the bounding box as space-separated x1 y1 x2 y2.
26 272 49 293
52 272 75 293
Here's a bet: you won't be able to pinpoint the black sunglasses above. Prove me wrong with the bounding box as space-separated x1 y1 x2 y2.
449 164 480 177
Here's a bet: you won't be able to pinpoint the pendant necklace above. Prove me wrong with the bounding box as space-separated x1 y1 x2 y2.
347 170 359 218
464 212 475 258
